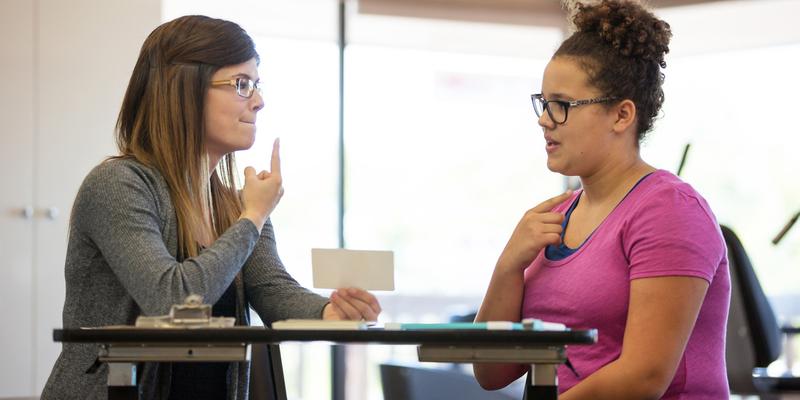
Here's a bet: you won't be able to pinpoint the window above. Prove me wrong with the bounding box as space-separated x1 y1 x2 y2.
242 36 341 400
651 1 800 323
651 2 800 374
343 12 563 398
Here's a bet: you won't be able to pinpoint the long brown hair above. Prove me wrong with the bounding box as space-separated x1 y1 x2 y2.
115 15 259 259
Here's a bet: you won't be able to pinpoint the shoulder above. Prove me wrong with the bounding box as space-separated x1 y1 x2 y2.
84 157 160 186
74 158 170 218
628 170 718 225
79 158 168 198
621 171 726 272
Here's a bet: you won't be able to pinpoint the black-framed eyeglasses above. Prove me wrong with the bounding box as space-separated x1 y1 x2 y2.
210 77 261 99
531 93 616 125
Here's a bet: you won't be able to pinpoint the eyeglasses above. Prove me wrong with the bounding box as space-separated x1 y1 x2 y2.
210 77 261 99
531 93 616 125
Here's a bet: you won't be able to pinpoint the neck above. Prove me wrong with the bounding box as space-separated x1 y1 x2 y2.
578 151 654 207
207 153 222 174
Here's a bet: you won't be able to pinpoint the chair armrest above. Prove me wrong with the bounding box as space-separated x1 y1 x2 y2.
781 325 800 336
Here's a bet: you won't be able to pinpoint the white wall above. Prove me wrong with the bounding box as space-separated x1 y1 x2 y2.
0 0 37 395
0 0 161 395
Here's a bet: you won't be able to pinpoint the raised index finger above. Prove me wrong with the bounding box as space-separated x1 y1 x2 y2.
270 137 281 176
532 190 573 213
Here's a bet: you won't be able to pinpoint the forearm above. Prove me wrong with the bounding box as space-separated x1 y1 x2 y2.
245 257 328 323
475 264 525 322
560 359 667 400
243 219 329 323
253 287 329 322
473 264 527 389
99 213 260 316
473 190 570 390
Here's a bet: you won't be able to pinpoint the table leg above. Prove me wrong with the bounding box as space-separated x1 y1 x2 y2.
525 364 558 400
107 362 137 400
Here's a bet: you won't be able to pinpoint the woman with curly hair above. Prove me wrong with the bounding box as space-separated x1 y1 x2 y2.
474 1 730 398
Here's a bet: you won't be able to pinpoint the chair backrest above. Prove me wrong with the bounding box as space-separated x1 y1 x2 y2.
249 344 287 400
722 225 782 393
380 363 520 400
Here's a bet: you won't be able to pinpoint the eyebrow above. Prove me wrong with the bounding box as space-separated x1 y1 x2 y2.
229 72 259 82
546 92 574 101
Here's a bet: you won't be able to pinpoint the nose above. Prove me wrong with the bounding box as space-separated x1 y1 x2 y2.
538 109 556 130
250 90 265 112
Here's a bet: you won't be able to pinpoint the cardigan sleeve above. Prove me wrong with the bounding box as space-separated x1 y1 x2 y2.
73 160 261 316
243 219 329 324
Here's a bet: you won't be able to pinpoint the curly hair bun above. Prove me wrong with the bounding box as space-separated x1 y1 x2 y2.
572 0 671 68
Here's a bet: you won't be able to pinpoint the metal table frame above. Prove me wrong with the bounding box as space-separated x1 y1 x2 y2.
54 327 597 400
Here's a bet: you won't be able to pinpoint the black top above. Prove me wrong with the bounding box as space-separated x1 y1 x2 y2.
168 282 237 400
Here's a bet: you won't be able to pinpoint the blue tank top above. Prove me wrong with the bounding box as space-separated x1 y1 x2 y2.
545 173 654 261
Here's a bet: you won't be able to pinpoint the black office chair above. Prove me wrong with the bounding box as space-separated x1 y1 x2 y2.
722 225 800 398
380 363 522 400
249 344 287 400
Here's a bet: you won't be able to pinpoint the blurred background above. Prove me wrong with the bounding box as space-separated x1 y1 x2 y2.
1 0 798 398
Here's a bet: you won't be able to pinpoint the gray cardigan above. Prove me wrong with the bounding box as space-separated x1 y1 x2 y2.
41 158 329 400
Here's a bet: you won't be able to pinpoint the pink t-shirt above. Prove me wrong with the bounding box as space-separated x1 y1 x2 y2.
522 170 730 399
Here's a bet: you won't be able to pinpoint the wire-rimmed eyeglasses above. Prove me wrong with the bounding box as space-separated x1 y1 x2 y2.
210 77 261 99
531 93 616 125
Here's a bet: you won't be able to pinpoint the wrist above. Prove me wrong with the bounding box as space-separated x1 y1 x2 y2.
495 254 529 275
239 211 266 230
494 262 526 282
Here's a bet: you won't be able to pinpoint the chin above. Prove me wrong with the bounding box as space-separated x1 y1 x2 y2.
238 130 256 150
546 159 563 174
224 140 255 154
547 160 580 178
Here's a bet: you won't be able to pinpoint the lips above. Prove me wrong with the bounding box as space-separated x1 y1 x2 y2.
545 135 560 154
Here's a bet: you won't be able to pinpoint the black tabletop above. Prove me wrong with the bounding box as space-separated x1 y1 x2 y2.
54 327 597 347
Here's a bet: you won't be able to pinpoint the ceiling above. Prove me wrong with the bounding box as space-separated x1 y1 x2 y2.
359 0 733 29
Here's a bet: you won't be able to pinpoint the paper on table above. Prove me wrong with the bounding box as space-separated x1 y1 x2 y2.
271 319 368 330
311 248 395 291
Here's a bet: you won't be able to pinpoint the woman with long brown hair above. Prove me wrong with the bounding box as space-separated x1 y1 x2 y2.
42 15 379 399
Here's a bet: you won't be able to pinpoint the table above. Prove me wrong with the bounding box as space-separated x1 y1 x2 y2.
54 326 597 399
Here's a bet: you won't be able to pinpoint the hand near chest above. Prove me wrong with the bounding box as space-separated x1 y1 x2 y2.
496 191 572 273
